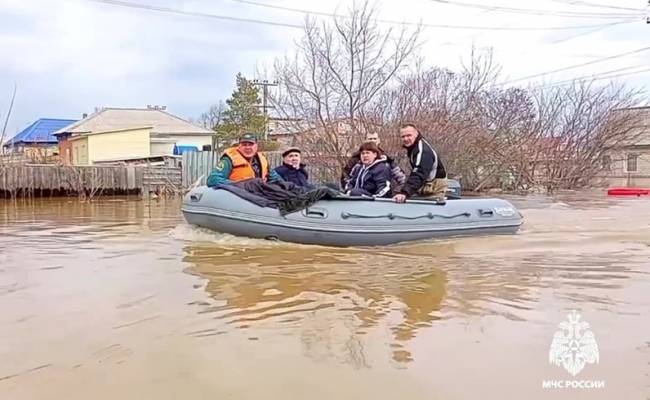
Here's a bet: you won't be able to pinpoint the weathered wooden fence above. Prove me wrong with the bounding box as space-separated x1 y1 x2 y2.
0 153 32 165
143 167 182 195
0 164 183 198
0 165 142 198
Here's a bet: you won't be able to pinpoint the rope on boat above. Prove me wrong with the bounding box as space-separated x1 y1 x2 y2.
340 211 471 220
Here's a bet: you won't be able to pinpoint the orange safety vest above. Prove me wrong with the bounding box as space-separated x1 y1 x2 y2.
223 147 270 182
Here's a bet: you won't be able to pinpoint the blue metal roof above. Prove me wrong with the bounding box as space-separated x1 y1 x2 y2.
4 118 77 146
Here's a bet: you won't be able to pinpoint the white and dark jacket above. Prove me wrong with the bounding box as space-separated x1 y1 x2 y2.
400 134 447 197
345 157 392 198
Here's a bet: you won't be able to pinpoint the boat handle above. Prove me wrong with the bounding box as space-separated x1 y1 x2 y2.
478 209 494 217
304 207 328 218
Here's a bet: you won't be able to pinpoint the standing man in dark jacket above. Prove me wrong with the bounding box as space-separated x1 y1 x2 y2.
345 142 392 198
273 147 311 188
393 124 448 203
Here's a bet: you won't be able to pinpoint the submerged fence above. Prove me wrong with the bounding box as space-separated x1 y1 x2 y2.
0 164 182 198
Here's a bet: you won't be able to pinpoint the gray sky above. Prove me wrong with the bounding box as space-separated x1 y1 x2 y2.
1 0 648 137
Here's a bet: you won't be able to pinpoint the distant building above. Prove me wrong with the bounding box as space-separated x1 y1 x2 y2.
2 118 77 162
55 106 213 165
599 106 650 188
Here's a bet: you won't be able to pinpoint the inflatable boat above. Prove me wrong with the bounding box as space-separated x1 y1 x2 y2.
181 186 523 247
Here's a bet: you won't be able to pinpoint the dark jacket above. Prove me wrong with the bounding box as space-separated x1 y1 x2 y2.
213 178 340 216
345 157 392 198
274 163 310 187
340 148 406 188
400 134 447 197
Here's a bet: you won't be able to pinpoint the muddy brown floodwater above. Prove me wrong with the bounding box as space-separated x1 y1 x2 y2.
0 192 649 400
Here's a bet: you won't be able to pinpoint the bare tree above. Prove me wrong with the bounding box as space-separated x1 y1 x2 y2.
364 48 643 192
271 1 421 181
527 82 643 191
1 84 17 158
197 101 227 131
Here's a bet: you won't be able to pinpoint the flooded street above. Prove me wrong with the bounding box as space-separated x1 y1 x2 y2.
1 193 649 399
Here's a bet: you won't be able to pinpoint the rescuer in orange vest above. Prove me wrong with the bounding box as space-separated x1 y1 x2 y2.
206 133 283 187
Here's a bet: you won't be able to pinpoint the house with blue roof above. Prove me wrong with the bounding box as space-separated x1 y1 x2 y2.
3 118 78 161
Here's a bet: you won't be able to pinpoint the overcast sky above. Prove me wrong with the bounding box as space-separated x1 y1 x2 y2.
1 0 648 137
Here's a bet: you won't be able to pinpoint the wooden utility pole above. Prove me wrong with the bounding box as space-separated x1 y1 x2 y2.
252 79 278 140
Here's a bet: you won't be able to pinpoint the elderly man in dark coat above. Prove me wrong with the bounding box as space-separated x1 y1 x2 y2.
273 147 311 188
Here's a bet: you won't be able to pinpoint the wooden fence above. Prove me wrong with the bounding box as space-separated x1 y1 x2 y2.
0 153 32 165
0 164 183 198
143 167 182 195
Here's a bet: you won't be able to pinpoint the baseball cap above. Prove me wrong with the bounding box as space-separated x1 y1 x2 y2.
239 133 258 143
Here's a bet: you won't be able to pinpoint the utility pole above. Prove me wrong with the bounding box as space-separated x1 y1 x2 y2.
252 79 278 140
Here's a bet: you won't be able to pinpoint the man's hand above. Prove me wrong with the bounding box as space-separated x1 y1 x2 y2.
393 193 407 203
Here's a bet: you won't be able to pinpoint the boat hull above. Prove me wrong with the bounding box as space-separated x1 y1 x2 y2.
181 186 523 247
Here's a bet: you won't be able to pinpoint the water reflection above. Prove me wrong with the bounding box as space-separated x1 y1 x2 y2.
0 197 180 232
181 212 649 364
183 245 449 364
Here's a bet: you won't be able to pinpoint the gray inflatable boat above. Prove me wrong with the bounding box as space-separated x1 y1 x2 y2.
181 186 523 247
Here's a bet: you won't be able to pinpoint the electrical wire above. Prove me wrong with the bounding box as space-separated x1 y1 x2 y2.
227 0 639 30
547 67 650 88
529 64 650 88
85 0 303 28
548 17 638 44
427 0 642 19
547 0 644 13
500 45 650 85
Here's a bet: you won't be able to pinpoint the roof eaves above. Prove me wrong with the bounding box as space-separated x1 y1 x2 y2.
54 109 107 134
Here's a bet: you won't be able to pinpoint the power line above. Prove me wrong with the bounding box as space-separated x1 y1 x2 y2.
548 18 637 44
547 0 644 13
531 64 650 88
228 0 640 31
85 0 303 28
427 0 642 19
547 66 650 88
500 45 650 85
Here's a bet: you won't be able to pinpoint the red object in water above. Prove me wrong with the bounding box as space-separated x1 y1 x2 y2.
607 187 650 196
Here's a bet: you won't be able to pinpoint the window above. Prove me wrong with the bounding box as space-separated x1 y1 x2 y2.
625 153 638 173
601 155 611 171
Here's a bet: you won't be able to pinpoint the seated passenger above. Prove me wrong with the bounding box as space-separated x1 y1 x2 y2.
341 132 406 189
273 147 311 188
344 142 392 198
207 133 282 187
